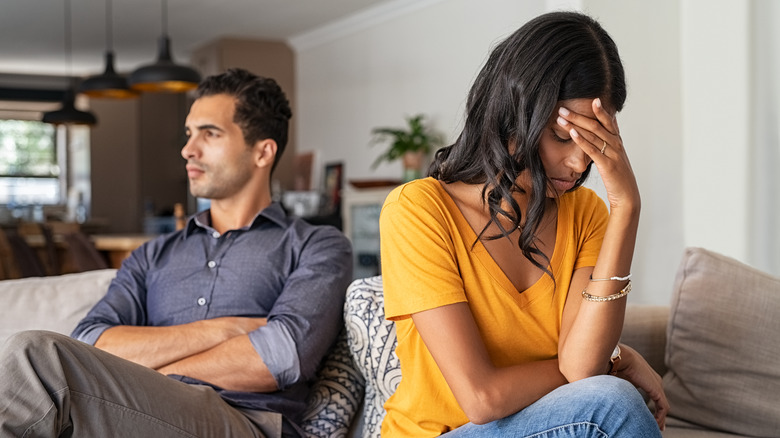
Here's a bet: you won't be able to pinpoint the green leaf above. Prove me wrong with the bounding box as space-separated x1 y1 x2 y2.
369 114 441 168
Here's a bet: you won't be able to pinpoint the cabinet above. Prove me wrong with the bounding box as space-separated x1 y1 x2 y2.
341 186 395 280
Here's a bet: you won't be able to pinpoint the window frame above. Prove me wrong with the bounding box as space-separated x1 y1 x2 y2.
0 100 67 207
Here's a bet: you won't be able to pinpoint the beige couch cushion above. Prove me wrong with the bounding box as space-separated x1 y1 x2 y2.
663 247 780 437
0 269 116 345
621 305 668 376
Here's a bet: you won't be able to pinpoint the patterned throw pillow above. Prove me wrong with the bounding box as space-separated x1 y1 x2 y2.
300 326 366 437
344 276 401 438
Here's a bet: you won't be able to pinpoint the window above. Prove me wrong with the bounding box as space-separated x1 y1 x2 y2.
0 118 61 205
0 99 91 224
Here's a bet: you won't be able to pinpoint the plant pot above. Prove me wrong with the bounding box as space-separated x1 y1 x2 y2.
402 150 425 182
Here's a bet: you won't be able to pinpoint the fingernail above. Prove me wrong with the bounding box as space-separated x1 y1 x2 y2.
558 107 570 116
570 128 579 137
557 116 567 126
595 98 602 108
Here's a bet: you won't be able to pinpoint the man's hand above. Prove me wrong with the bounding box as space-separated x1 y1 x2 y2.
206 316 268 339
156 333 279 393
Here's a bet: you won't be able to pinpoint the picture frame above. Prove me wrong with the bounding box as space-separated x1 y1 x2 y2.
322 162 343 215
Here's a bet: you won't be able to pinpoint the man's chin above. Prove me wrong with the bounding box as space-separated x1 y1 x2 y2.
188 188 211 199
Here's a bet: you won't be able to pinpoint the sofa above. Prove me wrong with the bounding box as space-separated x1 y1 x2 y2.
1 247 778 437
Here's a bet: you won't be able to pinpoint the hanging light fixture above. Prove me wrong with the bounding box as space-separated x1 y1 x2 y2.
42 0 98 125
79 0 137 99
43 87 98 125
128 0 201 93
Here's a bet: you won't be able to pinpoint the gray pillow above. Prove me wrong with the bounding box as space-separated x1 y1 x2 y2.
663 247 780 436
0 269 116 345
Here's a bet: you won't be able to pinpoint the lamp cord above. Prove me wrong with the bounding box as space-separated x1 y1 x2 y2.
64 0 72 76
161 0 168 36
106 0 113 51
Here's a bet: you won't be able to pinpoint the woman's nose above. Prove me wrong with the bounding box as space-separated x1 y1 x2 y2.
566 148 591 173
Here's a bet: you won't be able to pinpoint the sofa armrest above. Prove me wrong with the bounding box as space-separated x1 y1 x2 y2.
620 305 669 377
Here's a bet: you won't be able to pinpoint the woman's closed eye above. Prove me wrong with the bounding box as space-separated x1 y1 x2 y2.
550 128 572 143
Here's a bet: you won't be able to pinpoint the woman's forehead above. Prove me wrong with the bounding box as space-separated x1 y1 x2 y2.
556 98 597 118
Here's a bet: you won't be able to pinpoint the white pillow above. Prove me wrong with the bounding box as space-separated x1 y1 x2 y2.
0 269 116 345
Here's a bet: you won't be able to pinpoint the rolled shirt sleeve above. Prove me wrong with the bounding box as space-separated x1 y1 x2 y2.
72 243 152 345
249 224 353 389
69 203 354 420
250 321 300 389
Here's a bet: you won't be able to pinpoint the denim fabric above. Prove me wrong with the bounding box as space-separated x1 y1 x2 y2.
444 376 661 438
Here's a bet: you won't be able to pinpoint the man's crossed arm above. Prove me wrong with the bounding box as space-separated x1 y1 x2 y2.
95 317 278 392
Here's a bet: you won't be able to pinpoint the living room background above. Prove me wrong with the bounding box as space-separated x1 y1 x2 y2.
292 0 779 306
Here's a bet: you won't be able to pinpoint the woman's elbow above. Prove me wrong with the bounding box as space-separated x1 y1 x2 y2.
458 388 505 425
558 356 604 382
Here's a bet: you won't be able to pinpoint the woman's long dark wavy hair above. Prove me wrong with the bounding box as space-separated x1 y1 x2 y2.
429 11 626 276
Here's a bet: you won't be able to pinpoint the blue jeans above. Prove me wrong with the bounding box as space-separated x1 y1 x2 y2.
444 375 661 438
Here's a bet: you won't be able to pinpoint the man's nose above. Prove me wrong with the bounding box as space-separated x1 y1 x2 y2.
181 136 197 159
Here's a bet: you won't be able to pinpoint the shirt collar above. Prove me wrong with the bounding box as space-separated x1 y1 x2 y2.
184 202 288 237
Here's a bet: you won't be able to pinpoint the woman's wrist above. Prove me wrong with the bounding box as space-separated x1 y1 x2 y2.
608 202 640 225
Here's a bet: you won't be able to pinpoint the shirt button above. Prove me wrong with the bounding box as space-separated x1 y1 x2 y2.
197 297 206 306
207 260 216 268
212 231 220 238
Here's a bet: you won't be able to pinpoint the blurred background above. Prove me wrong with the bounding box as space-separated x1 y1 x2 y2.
0 0 776 305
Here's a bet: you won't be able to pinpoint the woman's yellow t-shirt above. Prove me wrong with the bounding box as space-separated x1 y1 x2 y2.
379 177 608 437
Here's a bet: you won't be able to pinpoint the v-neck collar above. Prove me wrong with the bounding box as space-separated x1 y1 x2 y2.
432 179 569 304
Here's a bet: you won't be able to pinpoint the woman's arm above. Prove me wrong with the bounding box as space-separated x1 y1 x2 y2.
557 98 641 380
412 302 568 425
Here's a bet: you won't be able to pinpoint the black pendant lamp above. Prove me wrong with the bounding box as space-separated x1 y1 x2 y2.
43 87 98 125
42 0 98 126
79 0 137 99
129 0 201 93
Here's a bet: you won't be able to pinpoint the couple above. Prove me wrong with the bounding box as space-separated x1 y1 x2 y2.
0 10 666 438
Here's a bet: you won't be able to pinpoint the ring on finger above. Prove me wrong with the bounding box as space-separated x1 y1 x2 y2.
600 140 608 154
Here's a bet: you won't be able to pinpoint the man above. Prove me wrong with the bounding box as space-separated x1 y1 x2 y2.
0 69 353 437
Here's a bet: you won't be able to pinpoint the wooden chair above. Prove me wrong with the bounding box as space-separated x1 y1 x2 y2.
0 228 21 280
62 231 109 272
0 227 46 278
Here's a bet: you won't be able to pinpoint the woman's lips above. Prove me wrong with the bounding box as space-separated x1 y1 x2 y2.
551 178 576 192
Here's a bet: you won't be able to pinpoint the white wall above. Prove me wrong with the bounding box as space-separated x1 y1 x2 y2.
292 0 545 183
291 0 773 305
750 0 780 275
581 0 684 305
682 1 751 263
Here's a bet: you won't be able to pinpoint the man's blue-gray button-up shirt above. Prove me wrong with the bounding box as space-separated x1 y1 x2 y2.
72 202 353 430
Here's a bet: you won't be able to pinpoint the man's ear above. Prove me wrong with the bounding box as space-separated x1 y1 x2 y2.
254 139 278 169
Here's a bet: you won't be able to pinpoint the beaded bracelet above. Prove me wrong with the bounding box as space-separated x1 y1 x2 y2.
581 280 632 302
589 273 632 282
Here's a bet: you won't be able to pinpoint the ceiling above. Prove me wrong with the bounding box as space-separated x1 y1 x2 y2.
0 0 396 77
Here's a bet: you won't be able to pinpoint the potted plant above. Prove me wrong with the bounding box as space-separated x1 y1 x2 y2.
370 114 442 182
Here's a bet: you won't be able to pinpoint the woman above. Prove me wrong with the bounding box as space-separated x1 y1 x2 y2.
379 11 669 437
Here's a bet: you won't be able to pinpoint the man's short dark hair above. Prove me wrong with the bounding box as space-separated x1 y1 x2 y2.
195 68 292 171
